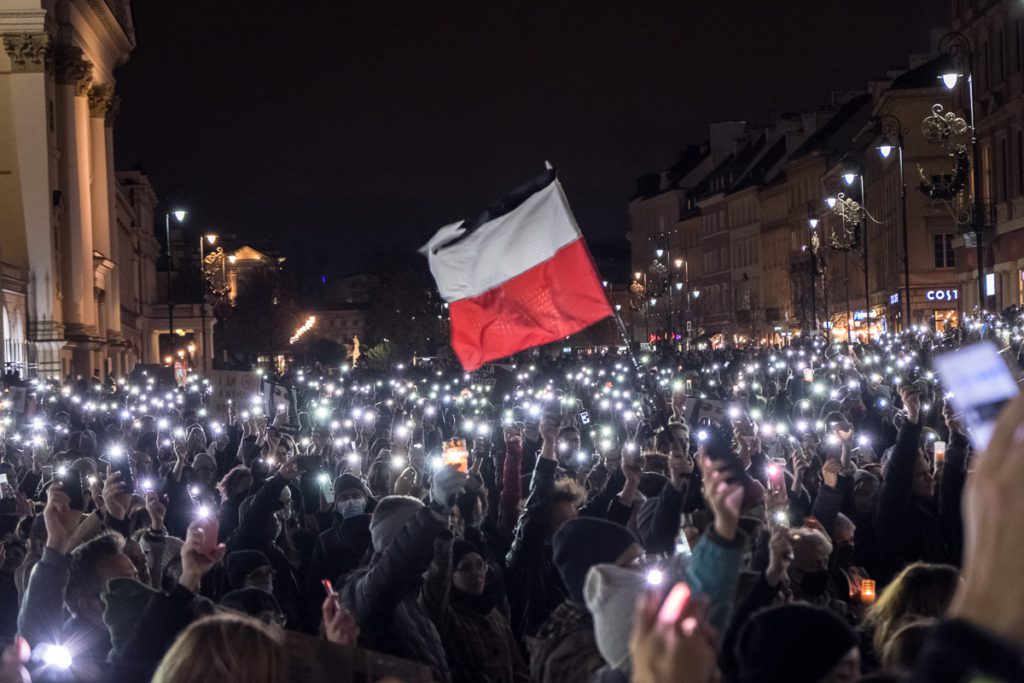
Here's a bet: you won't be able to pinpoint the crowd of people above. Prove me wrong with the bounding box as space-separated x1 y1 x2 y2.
1 316 1023 682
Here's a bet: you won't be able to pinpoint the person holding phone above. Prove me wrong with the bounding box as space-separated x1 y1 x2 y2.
229 454 304 629
18 486 137 680
339 464 467 683
505 408 586 642
302 473 375 631
874 385 966 586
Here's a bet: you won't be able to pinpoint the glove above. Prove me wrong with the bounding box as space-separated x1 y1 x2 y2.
430 466 468 512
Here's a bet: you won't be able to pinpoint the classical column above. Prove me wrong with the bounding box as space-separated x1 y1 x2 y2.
2 32 65 378
88 84 123 375
54 45 98 364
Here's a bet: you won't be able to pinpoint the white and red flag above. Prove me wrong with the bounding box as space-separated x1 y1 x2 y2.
421 168 612 371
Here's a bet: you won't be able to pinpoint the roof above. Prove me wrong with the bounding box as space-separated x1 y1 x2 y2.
789 93 874 160
890 54 947 90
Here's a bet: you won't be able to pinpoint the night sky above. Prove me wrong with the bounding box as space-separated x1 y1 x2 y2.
114 1 950 280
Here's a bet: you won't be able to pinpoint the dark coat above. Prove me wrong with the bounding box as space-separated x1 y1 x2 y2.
340 506 451 683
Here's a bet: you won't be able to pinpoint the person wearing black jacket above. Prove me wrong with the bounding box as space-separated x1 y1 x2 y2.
302 473 375 630
505 414 583 641
340 465 468 683
228 458 303 629
873 386 965 586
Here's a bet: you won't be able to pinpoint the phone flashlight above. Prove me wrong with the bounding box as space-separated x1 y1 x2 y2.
646 568 665 586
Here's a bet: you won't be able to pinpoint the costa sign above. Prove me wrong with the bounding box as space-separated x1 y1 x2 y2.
925 289 958 302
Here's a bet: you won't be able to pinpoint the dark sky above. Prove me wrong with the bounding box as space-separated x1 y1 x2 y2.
114 1 950 278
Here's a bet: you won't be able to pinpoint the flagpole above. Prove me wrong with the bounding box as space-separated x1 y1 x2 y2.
610 311 685 452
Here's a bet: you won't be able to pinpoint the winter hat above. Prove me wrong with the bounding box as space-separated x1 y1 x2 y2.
220 588 282 618
584 563 647 671
735 604 858 683
369 495 423 553
333 473 370 499
226 550 271 590
552 518 638 604
102 577 160 655
451 538 481 568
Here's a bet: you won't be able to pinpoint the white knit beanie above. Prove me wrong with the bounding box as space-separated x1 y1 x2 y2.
369 495 424 553
583 563 648 672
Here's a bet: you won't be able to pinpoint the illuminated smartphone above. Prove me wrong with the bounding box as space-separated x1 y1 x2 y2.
657 582 691 625
199 516 220 557
442 438 468 473
934 341 1019 450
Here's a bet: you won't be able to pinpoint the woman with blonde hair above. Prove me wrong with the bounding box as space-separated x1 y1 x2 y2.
151 613 284 683
861 561 959 658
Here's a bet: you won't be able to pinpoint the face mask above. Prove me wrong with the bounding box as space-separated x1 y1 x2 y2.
797 569 832 597
337 498 366 519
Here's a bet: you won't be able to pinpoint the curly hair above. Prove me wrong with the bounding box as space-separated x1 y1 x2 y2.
217 465 254 503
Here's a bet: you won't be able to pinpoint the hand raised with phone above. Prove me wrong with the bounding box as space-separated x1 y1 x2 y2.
630 584 716 683
179 519 226 593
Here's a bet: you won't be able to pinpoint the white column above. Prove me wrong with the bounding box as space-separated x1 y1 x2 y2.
104 105 122 337
54 47 97 342
88 84 118 342
3 32 64 378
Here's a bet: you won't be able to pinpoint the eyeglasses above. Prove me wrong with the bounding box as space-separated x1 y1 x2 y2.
248 567 277 581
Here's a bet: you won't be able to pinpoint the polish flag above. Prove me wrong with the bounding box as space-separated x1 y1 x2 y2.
422 168 613 371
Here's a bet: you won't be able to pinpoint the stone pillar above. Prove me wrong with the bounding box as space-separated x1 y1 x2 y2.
104 95 122 337
54 45 97 373
88 84 123 376
2 32 65 378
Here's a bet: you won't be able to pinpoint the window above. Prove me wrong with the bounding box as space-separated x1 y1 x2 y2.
1001 137 1009 201
1019 131 1024 195
934 234 956 268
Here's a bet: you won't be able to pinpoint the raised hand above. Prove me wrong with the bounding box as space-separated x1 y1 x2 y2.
947 394 1024 645
103 466 130 520
765 526 795 589
43 487 81 555
179 519 226 593
629 586 717 683
323 595 360 646
702 456 743 542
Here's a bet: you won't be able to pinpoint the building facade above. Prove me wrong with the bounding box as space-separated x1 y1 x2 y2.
627 24 999 344
951 0 1024 311
0 0 144 378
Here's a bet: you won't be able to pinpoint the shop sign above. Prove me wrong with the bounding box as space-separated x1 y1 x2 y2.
889 293 900 305
925 289 958 302
853 310 868 321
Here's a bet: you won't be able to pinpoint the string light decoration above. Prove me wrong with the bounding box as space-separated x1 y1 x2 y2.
289 315 317 344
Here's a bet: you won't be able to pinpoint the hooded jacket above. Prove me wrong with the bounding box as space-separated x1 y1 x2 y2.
340 504 452 683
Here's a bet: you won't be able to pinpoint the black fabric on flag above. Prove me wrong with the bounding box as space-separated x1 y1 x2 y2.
430 167 557 255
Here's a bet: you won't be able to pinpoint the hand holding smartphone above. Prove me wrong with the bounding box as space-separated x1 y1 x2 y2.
934 341 1020 450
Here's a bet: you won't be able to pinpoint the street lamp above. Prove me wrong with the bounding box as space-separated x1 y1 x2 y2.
826 167 872 343
198 233 219 375
807 210 820 333
875 114 911 330
164 208 188 348
939 31 985 309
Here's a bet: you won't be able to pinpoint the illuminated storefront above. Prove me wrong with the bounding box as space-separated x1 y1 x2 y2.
917 287 960 332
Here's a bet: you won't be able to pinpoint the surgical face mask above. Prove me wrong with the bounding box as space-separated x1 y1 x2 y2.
336 498 366 519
